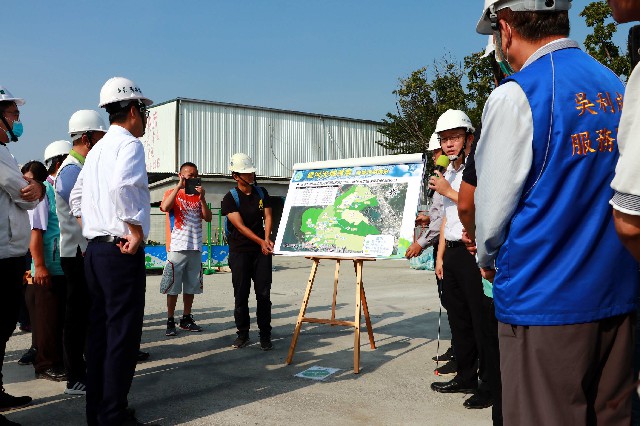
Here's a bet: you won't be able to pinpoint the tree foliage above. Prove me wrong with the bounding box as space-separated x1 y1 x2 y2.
378 51 494 156
580 1 630 77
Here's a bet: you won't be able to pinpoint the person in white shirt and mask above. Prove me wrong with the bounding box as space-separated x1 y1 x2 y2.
69 77 152 426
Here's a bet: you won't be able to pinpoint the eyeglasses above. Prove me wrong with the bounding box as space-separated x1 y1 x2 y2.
438 133 466 144
3 110 19 119
138 105 149 118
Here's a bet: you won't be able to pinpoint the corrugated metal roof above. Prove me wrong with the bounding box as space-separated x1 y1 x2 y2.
144 98 391 178
154 97 384 125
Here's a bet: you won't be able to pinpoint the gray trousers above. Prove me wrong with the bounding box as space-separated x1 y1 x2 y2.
499 314 634 426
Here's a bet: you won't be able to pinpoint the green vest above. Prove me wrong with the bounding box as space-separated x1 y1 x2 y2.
31 181 63 276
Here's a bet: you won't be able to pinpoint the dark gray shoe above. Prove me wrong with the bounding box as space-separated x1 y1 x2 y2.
232 334 250 348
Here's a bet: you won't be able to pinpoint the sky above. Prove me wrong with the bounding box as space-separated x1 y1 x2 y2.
3 0 634 164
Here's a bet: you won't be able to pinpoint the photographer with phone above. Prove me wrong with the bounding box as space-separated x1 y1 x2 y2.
160 162 212 336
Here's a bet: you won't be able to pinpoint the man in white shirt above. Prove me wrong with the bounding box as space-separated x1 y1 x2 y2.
69 77 152 426
0 85 43 423
608 1 640 261
428 110 487 410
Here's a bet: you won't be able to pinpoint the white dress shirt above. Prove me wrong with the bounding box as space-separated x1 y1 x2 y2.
611 61 640 215
69 125 150 239
474 39 578 269
443 163 465 242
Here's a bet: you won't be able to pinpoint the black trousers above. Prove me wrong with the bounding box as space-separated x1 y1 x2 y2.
33 275 66 373
441 244 484 387
481 295 502 426
84 242 145 426
61 249 90 383
0 256 26 387
229 251 272 337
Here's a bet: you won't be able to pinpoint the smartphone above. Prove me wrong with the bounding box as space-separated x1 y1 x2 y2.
185 177 201 195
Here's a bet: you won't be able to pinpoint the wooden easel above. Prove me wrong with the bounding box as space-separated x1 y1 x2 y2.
286 256 376 373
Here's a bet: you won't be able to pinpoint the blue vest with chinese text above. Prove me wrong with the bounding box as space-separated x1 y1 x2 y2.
493 47 638 326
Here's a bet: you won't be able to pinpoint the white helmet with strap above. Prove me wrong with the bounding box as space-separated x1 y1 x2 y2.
99 77 153 108
44 140 72 168
0 86 25 106
68 110 108 141
229 153 256 173
435 109 475 134
427 133 441 151
476 0 572 35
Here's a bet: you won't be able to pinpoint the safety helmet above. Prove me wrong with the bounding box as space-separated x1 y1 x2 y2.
229 153 256 173
481 35 495 58
98 77 153 108
435 110 475 134
477 0 572 35
68 110 108 139
44 140 72 168
427 133 441 151
0 86 25 106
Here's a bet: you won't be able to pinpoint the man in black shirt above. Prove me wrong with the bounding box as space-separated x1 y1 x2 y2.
221 153 274 351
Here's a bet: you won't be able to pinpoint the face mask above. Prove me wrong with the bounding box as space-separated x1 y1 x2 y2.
10 120 23 138
493 30 515 77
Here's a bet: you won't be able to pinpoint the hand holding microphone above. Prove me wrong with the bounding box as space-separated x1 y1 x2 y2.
426 155 450 198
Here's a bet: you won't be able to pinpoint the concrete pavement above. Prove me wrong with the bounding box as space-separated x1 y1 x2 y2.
3 256 492 425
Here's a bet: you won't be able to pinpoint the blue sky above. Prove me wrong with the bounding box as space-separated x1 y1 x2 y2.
4 0 633 164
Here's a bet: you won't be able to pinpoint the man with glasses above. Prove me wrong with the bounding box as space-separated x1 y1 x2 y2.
428 110 487 411
0 85 44 426
70 77 153 426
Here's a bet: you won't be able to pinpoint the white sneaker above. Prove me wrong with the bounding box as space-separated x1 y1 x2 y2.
64 381 87 395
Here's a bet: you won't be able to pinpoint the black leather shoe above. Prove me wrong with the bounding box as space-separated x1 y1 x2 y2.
35 367 67 382
136 351 150 363
464 391 493 409
430 379 477 394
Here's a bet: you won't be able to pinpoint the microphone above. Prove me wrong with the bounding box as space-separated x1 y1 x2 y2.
426 155 450 198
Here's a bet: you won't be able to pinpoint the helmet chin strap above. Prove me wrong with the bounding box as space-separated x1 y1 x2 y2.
236 173 256 187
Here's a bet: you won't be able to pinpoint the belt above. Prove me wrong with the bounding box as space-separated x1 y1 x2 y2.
445 240 465 248
89 235 122 244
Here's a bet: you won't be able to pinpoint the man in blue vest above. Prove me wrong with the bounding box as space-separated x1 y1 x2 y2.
474 1 639 424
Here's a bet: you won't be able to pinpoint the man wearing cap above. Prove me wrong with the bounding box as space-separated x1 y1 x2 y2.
221 153 274 351
0 85 43 423
69 77 152 426
474 1 638 423
30 140 72 384
55 111 107 396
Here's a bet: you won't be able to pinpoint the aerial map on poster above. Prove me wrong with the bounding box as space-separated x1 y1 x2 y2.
274 154 424 259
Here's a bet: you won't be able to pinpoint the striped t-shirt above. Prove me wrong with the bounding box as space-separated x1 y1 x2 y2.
164 189 203 252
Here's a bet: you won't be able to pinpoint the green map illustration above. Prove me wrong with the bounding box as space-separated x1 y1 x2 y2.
279 183 411 256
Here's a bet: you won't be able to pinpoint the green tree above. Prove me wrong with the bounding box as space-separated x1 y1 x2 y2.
580 1 630 77
377 58 466 155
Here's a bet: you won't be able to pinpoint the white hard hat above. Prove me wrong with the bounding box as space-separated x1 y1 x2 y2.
98 76 153 108
44 140 72 168
481 35 495 58
229 153 256 173
0 86 25 106
435 110 475 134
68 110 108 139
427 133 441 151
476 0 572 35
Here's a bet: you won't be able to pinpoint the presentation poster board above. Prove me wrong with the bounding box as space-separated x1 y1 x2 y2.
274 154 424 259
